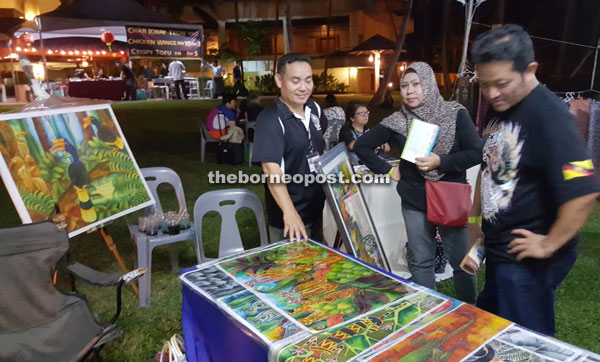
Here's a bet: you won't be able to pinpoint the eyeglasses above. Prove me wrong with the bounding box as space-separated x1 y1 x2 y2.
356 111 370 116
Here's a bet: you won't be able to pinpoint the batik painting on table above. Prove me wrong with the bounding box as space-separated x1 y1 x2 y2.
366 303 512 362
275 292 447 362
180 240 600 362
316 143 390 271
219 239 413 331
181 239 427 347
0 104 153 237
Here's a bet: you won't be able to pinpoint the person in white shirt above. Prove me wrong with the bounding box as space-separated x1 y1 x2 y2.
205 60 225 99
168 59 187 99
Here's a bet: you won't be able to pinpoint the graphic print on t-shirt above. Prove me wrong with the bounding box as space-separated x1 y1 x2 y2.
482 120 524 221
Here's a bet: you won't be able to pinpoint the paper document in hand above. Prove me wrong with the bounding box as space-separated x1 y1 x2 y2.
400 118 440 163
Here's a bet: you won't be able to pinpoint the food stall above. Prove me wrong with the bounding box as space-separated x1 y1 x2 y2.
7 0 203 101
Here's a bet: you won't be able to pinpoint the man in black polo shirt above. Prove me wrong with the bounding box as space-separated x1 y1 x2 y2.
252 53 326 242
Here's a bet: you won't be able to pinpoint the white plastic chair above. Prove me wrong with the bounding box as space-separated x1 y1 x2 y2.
152 78 170 100
199 122 219 162
245 121 256 167
187 78 200 99
129 167 200 306
193 189 268 264
203 79 214 98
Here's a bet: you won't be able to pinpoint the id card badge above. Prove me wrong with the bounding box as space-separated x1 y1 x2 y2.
306 152 320 173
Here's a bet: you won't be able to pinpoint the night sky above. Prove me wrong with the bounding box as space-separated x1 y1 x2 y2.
414 0 600 91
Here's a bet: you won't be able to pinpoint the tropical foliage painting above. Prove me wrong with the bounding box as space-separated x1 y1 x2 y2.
0 105 153 237
220 240 415 332
317 143 390 271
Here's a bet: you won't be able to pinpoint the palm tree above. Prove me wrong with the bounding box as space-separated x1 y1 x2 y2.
369 0 414 107
285 0 294 52
441 0 452 94
273 0 280 74
234 0 245 87
322 0 333 92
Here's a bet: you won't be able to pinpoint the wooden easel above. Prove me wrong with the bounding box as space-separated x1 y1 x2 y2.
98 227 139 297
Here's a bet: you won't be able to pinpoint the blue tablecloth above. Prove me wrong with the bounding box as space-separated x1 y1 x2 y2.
180 240 599 362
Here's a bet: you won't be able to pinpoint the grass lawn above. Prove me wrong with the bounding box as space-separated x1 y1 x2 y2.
1 97 599 360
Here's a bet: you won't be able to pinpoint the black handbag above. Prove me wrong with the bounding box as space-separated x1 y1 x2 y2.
216 127 232 164
217 142 232 164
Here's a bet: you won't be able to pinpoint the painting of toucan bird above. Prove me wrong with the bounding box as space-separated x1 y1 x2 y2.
83 116 124 152
50 138 97 223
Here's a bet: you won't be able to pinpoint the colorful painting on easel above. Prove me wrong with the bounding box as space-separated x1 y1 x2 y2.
0 105 153 237
317 143 390 271
367 303 512 362
219 240 416 331
276 292 446 362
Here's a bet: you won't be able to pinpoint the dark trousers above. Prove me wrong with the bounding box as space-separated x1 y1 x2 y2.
402 208 477 304
124 82 136 101
268 216 323 244
233 79 246 96
477 246 577 336
213 77 224 99
174 79 188 99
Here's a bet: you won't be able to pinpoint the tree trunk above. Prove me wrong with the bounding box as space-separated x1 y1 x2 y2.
32 117 51 152
286 0 294 53
273 0 280 74
441 0 452 94
387 0 399 40
234 0 245 86
323 0 333 92
497 0 505 24
369 0 414 107
555 0 575 79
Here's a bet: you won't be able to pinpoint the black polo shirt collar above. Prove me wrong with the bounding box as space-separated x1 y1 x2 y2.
273 97 324 154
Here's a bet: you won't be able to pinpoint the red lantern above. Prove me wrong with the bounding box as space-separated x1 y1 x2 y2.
19 32 34 47
100 31 115 51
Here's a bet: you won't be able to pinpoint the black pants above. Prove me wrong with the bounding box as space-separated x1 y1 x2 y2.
174 79 188 99
213 77 224 98
124 84 137 101
233 79 246 96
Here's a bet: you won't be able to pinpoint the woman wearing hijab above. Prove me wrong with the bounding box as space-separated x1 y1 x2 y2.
354 62 481 303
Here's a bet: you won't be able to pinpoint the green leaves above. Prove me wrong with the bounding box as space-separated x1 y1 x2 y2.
20 188 54 216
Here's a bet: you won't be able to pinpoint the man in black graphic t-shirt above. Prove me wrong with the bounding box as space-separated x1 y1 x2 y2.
470 25 600 336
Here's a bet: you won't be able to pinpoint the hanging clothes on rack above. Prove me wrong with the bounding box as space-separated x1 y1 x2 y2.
569 98 591 141
587 101 600 169
475 88 489 136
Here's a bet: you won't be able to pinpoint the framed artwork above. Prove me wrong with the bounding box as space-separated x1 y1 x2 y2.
316 143 391 271
0 104 154 237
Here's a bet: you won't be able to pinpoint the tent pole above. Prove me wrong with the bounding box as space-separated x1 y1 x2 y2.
36 18 49 87
591 37 600 91
9 39 16 84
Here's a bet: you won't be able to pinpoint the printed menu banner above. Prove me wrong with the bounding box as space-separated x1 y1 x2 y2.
126 26 203 59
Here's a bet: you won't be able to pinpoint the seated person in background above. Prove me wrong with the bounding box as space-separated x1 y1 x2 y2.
237 98 249 127
339 101 389 162
206 93 237 140
322 93 345 145
75 69 91 80
243 92 263 143
159 62 169 77
143 64 155 82
95 68 107 79
245 92 263 123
